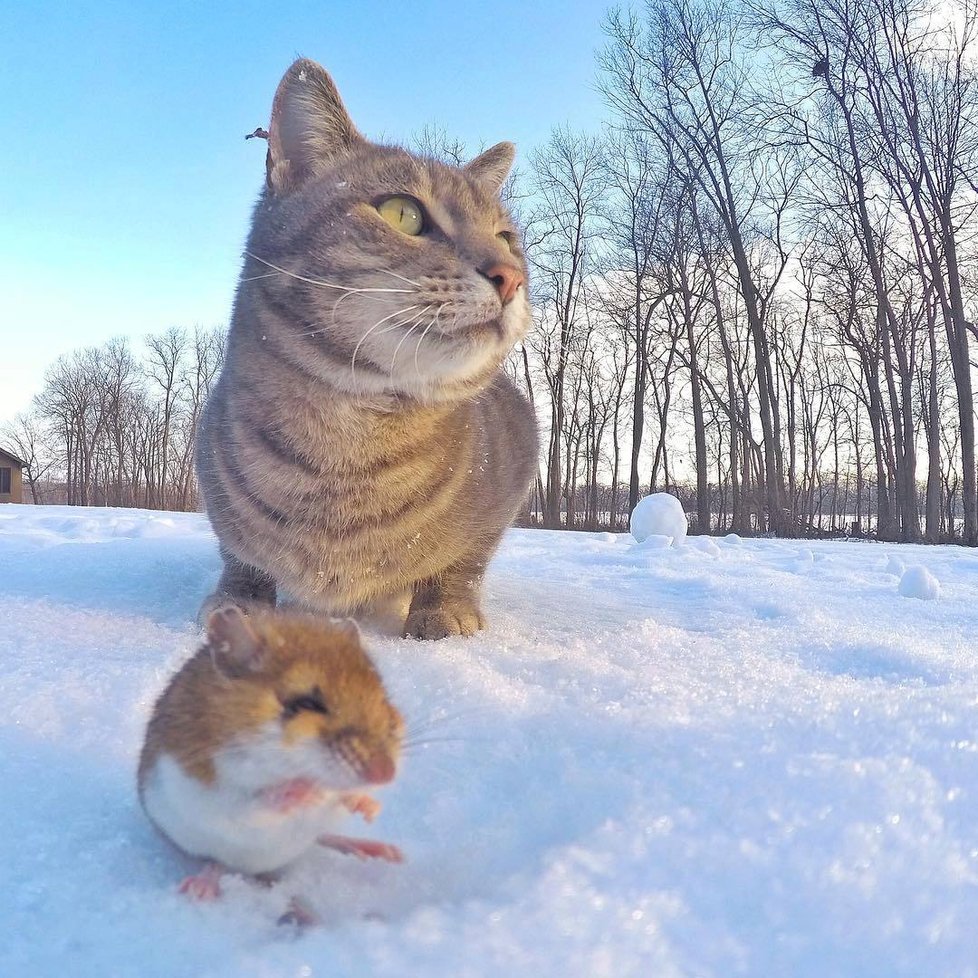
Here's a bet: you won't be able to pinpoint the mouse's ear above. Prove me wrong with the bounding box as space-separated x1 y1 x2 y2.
207 606 265 679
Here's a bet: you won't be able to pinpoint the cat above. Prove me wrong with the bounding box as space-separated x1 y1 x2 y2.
195 58 538 640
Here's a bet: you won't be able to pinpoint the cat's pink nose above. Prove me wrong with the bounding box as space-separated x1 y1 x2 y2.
480 262 524 305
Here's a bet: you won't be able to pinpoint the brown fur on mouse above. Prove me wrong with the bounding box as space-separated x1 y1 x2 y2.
138 607 405 897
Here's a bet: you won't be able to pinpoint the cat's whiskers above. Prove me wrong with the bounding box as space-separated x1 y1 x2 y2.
349 304 425 397
388 305 435 383
299 303 421 344
414 305 445 381
330 288 363 324
377 269 423 289
388 325 423 386
246 253 417 295
329 284 407 325
298 316 412 342
239 271 285 283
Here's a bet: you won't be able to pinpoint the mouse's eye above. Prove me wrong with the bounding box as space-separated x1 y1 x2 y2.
282 692 329 718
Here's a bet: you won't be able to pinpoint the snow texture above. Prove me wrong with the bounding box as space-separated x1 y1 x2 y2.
899 565 941 601
3 504 978 977
630 492 688 545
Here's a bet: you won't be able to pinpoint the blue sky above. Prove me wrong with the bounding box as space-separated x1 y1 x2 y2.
0 0 608 421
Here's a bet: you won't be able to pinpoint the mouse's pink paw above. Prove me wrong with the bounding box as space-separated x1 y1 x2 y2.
178 864 223 901
317 833 404 863
341 793 381 822
260 777 324 814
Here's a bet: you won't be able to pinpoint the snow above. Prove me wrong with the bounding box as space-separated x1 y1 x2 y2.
3 504 978 977
886 554 907 576
630 492 688 545
899 565 941 601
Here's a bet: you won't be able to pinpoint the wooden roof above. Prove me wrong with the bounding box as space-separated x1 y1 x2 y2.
0 447 25 467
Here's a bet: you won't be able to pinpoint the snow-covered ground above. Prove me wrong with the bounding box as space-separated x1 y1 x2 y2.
3 505 978 978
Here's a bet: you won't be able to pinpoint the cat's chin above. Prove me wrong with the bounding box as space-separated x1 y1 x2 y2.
396 344 507 399
434 301 530 348
305 335 505 405
296 300 529 402
369 304 524 390
360 330 509 404
442 319 507 342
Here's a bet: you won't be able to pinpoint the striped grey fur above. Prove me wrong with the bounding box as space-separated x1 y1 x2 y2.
196 58 538 639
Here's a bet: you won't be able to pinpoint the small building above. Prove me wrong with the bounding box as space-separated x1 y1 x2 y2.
0 447 24 504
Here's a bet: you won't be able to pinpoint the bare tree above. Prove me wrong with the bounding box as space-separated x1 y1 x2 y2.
1 411 53 503
602 0 789 531
526 128 607 526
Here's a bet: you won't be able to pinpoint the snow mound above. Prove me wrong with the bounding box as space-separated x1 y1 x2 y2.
886 555 907 576
634 533 672 550
630 493 688 545
898 565 940 600
686 536 721 557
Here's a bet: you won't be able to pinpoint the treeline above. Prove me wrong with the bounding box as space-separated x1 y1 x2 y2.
538 477 962 537
509 0 978 541
6 0 978 543
3 327 224 509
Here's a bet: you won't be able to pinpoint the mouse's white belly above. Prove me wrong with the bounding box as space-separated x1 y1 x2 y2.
141 753 341 874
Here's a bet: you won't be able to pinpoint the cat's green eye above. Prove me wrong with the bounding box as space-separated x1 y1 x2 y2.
377 196 425 236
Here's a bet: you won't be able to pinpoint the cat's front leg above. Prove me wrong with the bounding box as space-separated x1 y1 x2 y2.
403 555 490 640
199 549 277 623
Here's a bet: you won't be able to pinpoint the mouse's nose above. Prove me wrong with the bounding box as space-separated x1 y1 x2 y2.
363 751 396 785
479 262 524 305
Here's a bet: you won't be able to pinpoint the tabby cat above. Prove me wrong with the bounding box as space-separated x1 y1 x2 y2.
196 58 538 640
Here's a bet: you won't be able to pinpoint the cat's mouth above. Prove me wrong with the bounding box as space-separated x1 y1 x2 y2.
435 319 506 342
430 299 529 347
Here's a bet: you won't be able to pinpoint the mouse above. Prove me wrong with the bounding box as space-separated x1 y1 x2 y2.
137 605 405 901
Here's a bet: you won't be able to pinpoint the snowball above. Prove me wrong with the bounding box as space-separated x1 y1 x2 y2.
724 533 743 545
898 566 940 600
630 493 688 545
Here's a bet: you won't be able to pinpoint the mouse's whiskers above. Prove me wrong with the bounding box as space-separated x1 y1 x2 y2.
403 704 497 740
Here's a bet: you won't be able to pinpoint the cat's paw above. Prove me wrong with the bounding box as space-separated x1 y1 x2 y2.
197 592 275 627
403 604 485 640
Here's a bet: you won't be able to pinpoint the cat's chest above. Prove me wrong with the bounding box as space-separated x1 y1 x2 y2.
229 396 479 597
263 403 473 513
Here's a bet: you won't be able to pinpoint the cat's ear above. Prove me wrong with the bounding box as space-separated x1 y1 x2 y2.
266 58 364 195
464 142 516 194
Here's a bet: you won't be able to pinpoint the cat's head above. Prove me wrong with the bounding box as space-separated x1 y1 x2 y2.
242 58 530 403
